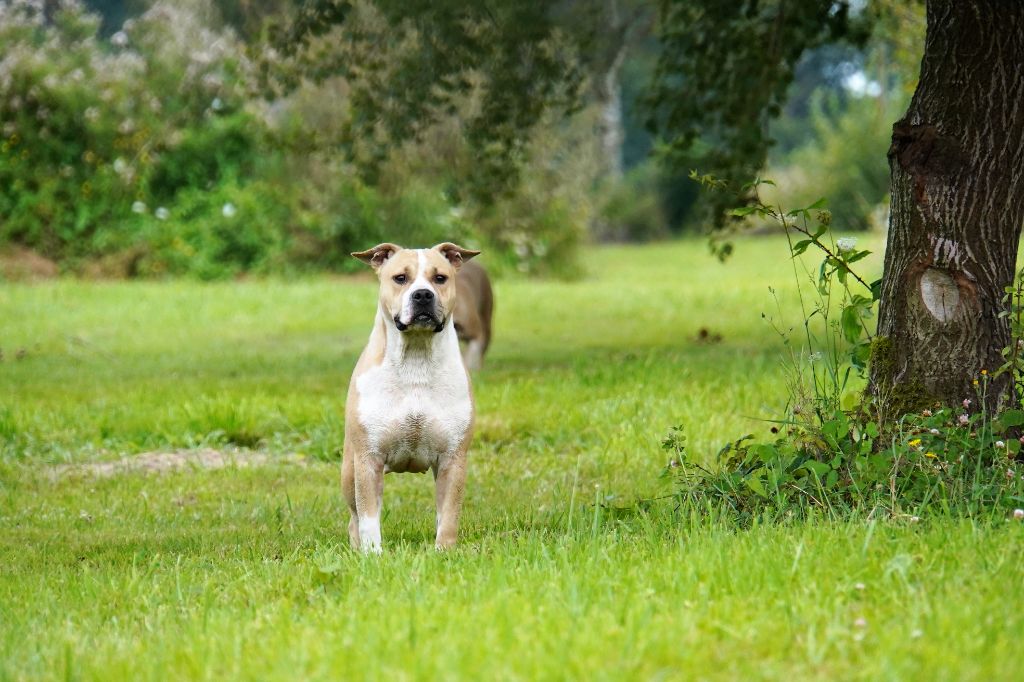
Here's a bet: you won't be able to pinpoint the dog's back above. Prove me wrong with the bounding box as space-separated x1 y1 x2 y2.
454 259 493 370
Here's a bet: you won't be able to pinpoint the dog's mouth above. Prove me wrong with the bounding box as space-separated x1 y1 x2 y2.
395 313 445 333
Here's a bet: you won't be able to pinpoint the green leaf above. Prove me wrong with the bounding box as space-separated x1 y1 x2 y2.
791 239 813 256
803 460 831 477
999 409 1024 427
745 475 768 498
841 305 863 343
869 278 883 301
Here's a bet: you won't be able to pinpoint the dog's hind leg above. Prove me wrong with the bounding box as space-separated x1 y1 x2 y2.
463 338 485 372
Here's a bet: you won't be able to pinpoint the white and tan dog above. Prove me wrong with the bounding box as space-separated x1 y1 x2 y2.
343 242 479 552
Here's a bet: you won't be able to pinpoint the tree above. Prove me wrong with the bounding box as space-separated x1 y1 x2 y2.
869 0 1024 414
278 0 1024 416
648 1 865 226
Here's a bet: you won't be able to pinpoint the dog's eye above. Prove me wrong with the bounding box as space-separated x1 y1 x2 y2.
434 274 448 284
393 274 407 285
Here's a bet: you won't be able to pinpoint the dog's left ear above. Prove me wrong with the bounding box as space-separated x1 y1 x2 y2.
433 242 480 270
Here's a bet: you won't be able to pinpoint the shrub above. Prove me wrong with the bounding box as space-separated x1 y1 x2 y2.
0 0 265 268
763 89 904 233
595 161 670 243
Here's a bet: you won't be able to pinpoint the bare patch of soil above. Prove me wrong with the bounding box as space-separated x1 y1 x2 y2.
52 448 312 478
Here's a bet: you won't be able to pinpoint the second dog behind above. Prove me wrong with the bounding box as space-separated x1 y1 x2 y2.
454 259 493 371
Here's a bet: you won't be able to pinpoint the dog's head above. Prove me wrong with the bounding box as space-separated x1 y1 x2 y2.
352 242 480 333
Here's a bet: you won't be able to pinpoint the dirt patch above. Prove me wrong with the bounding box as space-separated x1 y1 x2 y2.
0 246 59 281
52 448 312 478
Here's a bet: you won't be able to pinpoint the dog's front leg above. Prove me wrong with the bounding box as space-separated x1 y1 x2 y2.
354 455 385 553
433 455 467 549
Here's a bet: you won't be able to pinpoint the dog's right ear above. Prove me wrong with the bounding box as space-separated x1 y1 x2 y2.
351 243 402 270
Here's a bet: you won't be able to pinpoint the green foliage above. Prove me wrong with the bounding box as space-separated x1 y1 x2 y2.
595 161 670 242
649 0 869 226
271 0 587 202
0 0 267 267
766 88 908 233
673 177 1024 521
0 0 595 279
667 403 1024 523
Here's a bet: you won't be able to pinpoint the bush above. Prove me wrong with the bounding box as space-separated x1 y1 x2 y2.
595 162 670 243
0 0 590 279
0 0 265 267
764 89 904 232
292 175 475 273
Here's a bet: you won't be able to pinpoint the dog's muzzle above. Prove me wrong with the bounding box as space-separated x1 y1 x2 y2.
396 288 445 332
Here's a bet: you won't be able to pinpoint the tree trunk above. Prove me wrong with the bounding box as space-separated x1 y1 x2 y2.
593 0 641 184
870 0 1024 416
595 45 627 182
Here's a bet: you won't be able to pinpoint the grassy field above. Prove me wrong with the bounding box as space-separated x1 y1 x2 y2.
2 236 1023 680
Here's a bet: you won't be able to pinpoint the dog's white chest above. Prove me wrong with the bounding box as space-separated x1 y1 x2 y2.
355 361 471 473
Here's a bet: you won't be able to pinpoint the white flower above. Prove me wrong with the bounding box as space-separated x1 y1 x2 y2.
113 158 127 174
836 237 858 253
962 398 972 408
111 31 129 48
1014 509 1024 520
958 414 970 425
84 107 99 122
1006 469 1016 480
929 428 940 435
131 201 147 214
854 617 867 628
221 202 236 218
155 207 169 220
211 97 224 111
854 582 865 591
996 440 1006 449
909 516 920 523
910 629 924 639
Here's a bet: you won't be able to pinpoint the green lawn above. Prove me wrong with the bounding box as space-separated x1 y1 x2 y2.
2 236 1022 680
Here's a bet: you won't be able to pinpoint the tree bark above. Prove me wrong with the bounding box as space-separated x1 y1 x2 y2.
870 0 1024 416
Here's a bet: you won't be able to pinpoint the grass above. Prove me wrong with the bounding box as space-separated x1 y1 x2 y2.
2 236 1022 680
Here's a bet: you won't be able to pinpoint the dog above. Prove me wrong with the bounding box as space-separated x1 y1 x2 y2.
453 259 493 371
343 242 479 552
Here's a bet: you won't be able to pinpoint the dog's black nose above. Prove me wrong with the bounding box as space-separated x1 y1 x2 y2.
411 289 434 304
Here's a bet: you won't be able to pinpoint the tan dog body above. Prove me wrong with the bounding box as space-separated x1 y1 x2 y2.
343 243 478 552
453 260 493 371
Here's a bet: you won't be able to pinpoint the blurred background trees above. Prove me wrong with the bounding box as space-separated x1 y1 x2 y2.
0 0 924 279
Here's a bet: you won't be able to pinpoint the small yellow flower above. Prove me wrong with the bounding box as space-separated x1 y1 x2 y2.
909 438 922 448
973 380 980 386
981 369 988 375
925 452 937 459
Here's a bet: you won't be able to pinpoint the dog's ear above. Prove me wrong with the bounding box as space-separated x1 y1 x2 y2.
352 243 402 270
433 242 480 270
